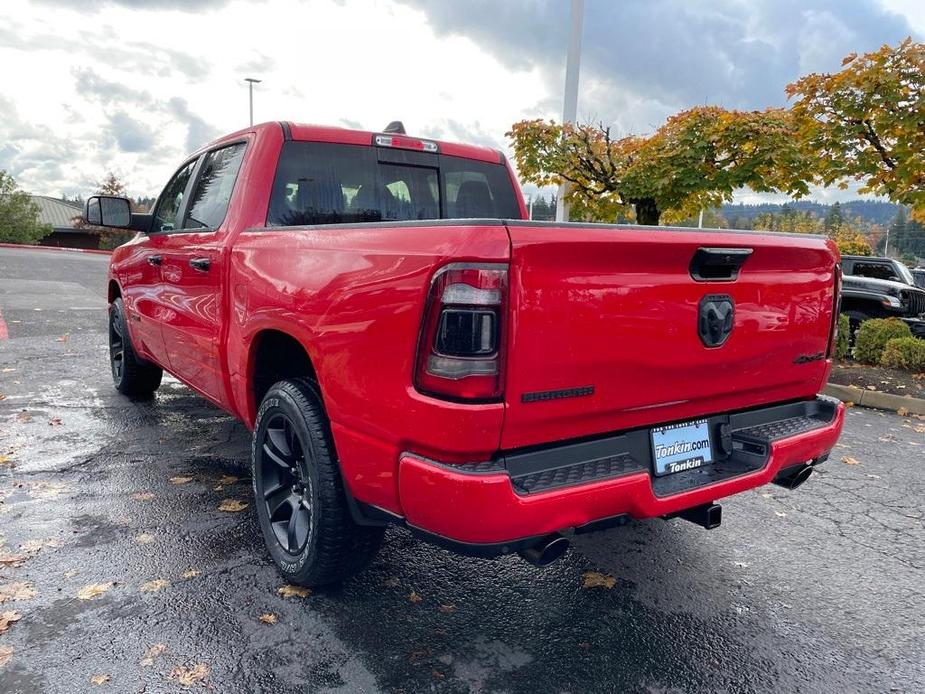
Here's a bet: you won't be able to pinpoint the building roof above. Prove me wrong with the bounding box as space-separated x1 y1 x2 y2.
30 195 81 229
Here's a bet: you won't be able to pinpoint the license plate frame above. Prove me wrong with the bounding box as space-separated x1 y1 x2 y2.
650 418 713 477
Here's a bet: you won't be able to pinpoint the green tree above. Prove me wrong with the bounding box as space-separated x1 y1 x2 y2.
787 38 925 223
824 202 844 232
508 106 813 225
0 170 52 244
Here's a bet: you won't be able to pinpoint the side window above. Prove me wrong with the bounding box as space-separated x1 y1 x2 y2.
853 262 897 282
184 143 246 230
153 159 197 232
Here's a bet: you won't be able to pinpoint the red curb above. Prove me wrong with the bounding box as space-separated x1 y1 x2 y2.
0 306 8 341
0 242 112 255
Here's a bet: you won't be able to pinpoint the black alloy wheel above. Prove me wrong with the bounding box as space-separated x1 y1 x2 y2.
258 413 315 555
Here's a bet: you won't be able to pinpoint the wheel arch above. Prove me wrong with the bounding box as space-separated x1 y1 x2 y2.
108 279 122 303
247 328 321 420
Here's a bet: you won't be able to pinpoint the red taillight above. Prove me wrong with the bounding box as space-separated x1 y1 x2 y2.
827 265 843 358
415 262 507 402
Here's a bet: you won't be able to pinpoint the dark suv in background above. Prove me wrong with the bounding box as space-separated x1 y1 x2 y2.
841 255 925 338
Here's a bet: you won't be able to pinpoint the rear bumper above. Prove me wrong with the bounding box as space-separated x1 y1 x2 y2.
398 396 845 551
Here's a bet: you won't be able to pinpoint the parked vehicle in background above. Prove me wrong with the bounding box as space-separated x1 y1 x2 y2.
840 255 925 338
87 121 845 587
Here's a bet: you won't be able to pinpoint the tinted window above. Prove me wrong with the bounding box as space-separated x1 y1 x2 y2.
185 143 246 230
153 159 197 232
853 262 898 282
267 142 519 227
912 269 925 289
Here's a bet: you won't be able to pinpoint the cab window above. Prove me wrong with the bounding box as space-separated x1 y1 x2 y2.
153 159 197 232
184 143 246 230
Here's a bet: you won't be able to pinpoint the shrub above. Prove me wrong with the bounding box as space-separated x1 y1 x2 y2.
835 314 850 360
852 318 912 365
880 337 925 371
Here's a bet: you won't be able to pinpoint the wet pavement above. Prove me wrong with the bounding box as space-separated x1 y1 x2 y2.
1 245 923 693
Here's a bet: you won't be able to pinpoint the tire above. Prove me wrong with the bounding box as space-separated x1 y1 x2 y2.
843 310 871 347
251 378 384 587
109 297 162 397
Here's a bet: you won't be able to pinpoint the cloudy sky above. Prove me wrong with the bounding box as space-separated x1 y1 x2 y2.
1 0 923 202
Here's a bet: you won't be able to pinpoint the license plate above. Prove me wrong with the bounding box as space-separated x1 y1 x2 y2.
651 419 713 476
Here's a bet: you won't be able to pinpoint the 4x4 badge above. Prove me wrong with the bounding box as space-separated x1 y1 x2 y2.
698 294 734 348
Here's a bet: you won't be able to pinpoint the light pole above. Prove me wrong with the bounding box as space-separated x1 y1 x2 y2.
556 0 585 223
245 77 261 127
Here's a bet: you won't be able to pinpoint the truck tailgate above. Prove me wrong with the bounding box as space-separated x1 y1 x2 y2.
501 222 839 450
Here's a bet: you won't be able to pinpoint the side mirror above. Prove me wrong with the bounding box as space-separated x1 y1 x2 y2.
85 195 132 228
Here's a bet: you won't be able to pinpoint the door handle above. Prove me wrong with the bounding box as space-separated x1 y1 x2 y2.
189 257 211 272
147 254 162 266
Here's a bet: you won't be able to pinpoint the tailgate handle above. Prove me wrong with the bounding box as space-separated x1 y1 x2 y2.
689 247 753 282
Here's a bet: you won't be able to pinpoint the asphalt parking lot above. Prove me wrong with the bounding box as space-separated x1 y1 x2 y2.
0 245 923 694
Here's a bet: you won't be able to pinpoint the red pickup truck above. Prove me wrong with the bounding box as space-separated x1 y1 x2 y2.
87 121 845 586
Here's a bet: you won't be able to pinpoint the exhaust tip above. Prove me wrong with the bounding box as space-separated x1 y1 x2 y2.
518 535 570 567
774 464 814 491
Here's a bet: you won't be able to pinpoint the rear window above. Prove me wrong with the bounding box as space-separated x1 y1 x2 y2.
267 141 520 227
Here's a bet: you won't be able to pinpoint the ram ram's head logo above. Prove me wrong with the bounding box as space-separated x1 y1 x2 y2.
698 295 735 348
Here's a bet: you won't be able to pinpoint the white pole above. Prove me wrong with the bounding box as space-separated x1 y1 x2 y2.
698 209 704 228
556 0 584 223
245 77 262 127
528 194 534 220
884 225 890 255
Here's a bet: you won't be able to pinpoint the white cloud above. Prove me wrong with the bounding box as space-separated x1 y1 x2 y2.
0 0 920 207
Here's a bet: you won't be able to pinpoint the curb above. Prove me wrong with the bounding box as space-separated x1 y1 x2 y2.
0 242 111 255
823 383 925 416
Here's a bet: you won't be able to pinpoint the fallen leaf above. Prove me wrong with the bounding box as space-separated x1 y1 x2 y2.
0 456 12 468
133 492 155 502
258 613 277 625
582 571 616 589
90 674 110 685
914 425 925 434
140 643 167 667
382 577 400 588
48 418 62 426
0 646 12 668
432 669 445 680
0 582 36 604
218 499 248 513
844 401 855 408
169 476 194 485
865 385 877 391
77 582 113 600
897 407 909 417
140 579 170 593
0 611 22 634
135 533 156 545
408 591 423 604
438 604 456 614
277 584 311 599
170 663 210 686
218 475 240 485
0 555 27 568
19 538 63 555
0 394 5 402
182 569 201 580
578 642 592 649
841 456 860 465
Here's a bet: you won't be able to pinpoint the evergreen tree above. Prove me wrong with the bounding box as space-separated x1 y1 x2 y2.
0 170 52 244
824 202 843 231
